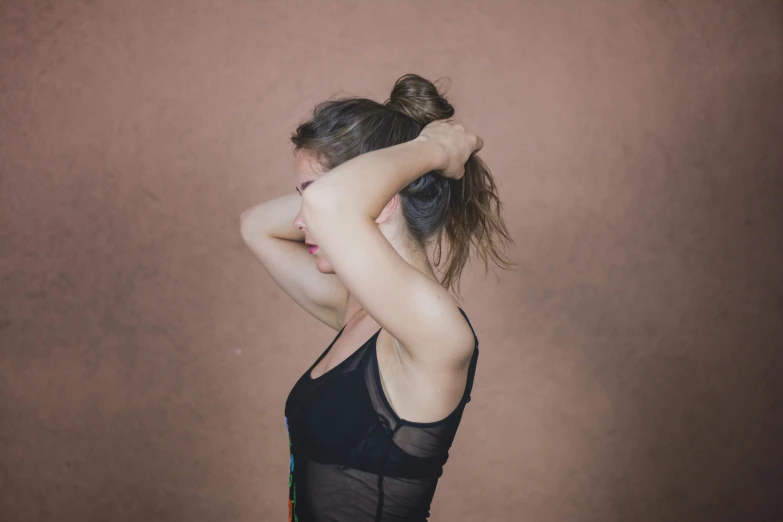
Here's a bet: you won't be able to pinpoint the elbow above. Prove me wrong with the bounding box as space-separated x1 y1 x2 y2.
300 185 331 208
299 189 345 234
239 208 257 244
301 187 345 218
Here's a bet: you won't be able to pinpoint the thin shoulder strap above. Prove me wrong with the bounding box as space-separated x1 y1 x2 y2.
456 307 479 403
307 324 347 374
457 307 479 348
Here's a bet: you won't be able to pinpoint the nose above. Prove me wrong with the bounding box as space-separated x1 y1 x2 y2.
293 210 306 232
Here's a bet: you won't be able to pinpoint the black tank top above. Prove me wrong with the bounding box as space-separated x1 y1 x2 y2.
284 307 479 522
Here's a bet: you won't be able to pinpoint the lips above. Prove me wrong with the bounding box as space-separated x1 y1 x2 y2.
307 244 319 254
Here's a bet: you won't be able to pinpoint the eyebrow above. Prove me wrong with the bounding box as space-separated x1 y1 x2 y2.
296 180 314 194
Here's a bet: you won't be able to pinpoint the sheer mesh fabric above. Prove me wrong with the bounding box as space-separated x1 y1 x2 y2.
284 308 479 522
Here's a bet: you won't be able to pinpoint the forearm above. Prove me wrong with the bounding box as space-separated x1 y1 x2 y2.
305 137 447 219
239 192 304 242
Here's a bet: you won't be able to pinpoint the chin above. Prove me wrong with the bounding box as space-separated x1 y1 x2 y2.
315 257 335 274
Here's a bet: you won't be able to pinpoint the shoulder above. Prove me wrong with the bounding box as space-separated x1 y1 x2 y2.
399 300 477 367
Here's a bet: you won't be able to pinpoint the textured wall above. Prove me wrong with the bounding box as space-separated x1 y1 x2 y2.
1 1 781 521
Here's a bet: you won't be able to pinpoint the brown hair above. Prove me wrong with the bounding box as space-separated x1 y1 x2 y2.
291 73 517 298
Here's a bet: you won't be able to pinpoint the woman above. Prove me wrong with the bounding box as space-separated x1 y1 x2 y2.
240 74 515 521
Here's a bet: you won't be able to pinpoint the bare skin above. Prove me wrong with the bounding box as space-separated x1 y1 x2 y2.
241 120 482 423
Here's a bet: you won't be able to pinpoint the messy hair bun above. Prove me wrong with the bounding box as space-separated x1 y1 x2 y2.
291 74 515 298
385 74 455 125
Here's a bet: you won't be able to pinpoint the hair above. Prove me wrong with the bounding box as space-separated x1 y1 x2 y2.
290 73 517 299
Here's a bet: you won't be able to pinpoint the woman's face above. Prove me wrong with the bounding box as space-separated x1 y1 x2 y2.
292 149 335 275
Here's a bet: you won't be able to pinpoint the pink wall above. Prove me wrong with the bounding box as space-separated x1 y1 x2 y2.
1 1 781 520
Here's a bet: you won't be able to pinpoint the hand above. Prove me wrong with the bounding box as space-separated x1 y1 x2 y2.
416 119 483 180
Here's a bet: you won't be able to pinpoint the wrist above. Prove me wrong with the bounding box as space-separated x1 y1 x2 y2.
412 135 448 172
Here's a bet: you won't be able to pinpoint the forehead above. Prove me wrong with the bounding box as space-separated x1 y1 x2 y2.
293 149 326 183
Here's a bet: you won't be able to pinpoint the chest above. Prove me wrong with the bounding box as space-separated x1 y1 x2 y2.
286 364 385 461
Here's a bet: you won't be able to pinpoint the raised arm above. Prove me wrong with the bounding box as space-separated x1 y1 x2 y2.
240 192 349 330
300 121 482 363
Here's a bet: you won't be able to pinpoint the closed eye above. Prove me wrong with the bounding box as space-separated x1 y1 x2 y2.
296 180 315 195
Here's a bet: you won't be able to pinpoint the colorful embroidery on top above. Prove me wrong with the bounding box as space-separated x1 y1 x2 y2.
286 416 298 522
